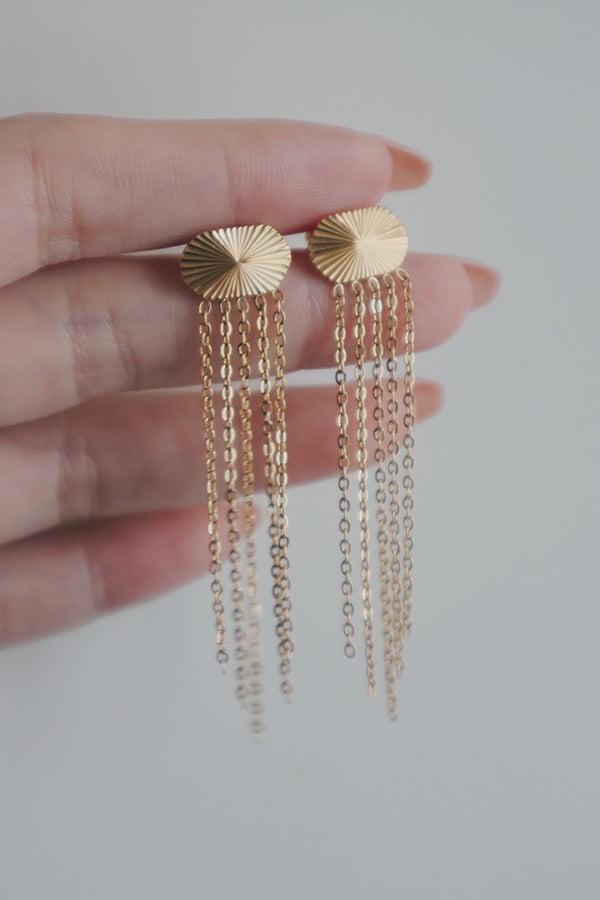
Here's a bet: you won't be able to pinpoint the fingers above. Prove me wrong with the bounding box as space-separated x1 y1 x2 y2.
0 508 216 646
0 250 495 426
0 381 443 545
459 259 500 308
0 114 430 286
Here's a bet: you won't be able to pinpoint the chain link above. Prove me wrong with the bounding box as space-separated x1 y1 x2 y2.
199 300 227 670
334 284 355 658
219 298 248 702
237 296 263 735
382 274 405 677
272 290 293 698
353 280 376 696
254 293 283 696
396 269 415 640
369 278 397 718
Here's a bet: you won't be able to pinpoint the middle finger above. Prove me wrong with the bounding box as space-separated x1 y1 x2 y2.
0 251 491 428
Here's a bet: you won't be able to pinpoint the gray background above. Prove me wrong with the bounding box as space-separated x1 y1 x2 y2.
1 0 598 897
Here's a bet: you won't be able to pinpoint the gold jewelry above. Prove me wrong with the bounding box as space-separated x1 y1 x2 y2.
180 224 293 736
307 206 415 719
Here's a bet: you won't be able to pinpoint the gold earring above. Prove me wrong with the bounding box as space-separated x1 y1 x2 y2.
180 224 293 737
307 206 415 720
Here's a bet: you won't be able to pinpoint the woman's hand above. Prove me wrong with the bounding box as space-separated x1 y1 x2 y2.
0 114 498 644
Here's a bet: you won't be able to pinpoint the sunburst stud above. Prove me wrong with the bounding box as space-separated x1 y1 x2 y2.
180 224 291 300
307 206 408 283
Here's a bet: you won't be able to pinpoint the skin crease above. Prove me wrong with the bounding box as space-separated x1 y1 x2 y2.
0 114 499 645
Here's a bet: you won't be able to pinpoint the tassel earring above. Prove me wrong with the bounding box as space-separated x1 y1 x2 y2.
180 224 293 736
307 206 415 720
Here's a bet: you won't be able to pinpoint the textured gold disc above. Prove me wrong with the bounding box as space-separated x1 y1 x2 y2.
180 224 291 299
308 206 408 283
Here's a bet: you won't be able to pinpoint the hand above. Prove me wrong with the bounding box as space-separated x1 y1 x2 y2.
0 114 498 645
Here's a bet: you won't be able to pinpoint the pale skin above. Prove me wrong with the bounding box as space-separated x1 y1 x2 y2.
0 114 498 645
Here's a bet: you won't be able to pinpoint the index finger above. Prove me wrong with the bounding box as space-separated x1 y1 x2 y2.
0 114 431 288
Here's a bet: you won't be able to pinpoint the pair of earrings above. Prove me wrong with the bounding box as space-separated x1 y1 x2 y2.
180 206 415 734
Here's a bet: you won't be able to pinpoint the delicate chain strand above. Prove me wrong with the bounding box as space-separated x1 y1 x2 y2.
199 300 227 671
369 277 397 719
219 299 248 702
254 294 283 692
383 274 404 677
272 290 293 698
334 284 355 658
237 296 263 735
397 269 416 639
353 281 376 696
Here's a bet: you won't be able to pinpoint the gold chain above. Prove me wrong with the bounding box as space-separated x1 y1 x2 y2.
272 290 293 698
199 300 227 671
237 296 263 735
353 280 376 696
334 283 355 658
369 277 397 718
397 269 415 640
382 274 405 677
219 299 247 702
254 294 281 669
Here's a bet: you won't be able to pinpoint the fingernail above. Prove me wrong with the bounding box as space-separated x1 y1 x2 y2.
382 137 433 190
415 381 444 420
460 260 500 309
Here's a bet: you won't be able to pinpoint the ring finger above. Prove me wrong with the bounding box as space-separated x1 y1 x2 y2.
0 380 443 545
